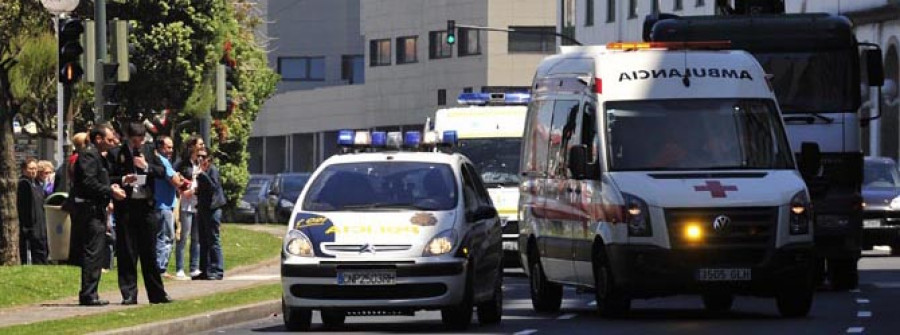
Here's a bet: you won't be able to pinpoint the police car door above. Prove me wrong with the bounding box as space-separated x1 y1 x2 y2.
461 163 502 298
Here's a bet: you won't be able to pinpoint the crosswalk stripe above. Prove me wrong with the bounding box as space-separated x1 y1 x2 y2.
856 299 870 304
514 329 538 335
857 311 872 318
846 327 865 333
556 313 577 320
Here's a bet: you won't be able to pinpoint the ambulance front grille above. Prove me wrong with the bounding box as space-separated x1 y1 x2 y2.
665 206 778 249
322 244 412 254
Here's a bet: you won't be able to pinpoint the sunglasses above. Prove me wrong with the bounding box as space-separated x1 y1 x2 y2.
198 155 208 159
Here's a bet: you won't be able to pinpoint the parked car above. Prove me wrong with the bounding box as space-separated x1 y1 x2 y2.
229 174 274 223
862 156 900 255
262 172 312 223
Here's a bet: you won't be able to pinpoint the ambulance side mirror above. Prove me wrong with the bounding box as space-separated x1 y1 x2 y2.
798 142 822 179
568 145 589 180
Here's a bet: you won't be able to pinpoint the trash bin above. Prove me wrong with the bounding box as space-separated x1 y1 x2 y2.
44 192 71 262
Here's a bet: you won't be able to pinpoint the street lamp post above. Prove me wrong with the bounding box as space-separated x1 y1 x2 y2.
40 0 80 167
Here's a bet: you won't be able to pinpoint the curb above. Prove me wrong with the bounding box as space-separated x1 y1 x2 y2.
92 299 281 335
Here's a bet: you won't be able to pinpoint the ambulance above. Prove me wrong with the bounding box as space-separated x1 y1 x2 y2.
518 41 819 318
433 92 528 266
280 130 503 331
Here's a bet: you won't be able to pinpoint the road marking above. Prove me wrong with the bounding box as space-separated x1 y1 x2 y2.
857 311 872 318
225 274 280 281
873 282 900 289
850 289 862 293
587 301 597 306
557 313 577 320
514 329 538 335
846 327 865 333
856 298 870 304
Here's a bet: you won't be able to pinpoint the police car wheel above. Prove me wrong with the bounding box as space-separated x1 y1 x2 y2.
476 268 503 324
593 250 630 317
320 310 345 327
282 298 311 331
528 253 562 313
701 292 734 313
442 262 475 330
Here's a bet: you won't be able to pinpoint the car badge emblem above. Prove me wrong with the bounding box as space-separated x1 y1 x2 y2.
359 243 376 254
712 215 731 233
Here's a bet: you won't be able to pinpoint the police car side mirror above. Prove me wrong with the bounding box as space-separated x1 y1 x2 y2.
467 205 497 222
798 142 822 179
568 145 589 180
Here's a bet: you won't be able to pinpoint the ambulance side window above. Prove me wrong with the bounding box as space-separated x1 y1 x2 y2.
522 100 554 176
548 100 581 178
581 102 599 166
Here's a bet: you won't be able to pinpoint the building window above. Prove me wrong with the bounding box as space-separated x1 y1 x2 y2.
675 0 683 11
369 39 391 67
341 55 364 84
606 0 615 22
396 36 418 64
586 0 594 26
458 28 481 56
438 89 447 106
696 0 705 7
561 0 576 45
429 31 452 59
278 57 325 81
629 0 638 18
508 26 556 53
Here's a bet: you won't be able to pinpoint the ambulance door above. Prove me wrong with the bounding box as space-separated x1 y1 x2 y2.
543 98 583 284
573 99 602 285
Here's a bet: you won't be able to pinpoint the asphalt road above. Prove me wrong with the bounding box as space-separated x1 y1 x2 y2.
203 251 900 335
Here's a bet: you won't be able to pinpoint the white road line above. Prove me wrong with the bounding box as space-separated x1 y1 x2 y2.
224 274 280 281
514 329 539 335
856 298 870 304
857 311 872 318
587 301 597 306
850 289 862 293
557 313 577 320
846 327 865 333
873 282 900 289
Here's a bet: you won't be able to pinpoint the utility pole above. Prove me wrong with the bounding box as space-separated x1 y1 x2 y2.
94 0 107 122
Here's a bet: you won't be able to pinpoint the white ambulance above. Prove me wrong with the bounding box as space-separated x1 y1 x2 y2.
518 41 819 318
281 130 503 331
433 92 528 266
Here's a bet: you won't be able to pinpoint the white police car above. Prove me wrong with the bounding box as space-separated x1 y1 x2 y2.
281 130 503 331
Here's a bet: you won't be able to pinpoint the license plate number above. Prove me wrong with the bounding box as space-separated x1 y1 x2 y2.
503 241 518 251
696 268 751 281
337 271 396 286
863 219 882 228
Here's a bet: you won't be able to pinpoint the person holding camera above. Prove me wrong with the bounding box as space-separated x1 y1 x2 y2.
194 148 226 280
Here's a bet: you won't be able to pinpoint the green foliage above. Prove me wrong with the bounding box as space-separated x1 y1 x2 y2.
11 33 58 137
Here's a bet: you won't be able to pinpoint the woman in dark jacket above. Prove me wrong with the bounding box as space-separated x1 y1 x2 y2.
18 158 48 264
194 148 226 280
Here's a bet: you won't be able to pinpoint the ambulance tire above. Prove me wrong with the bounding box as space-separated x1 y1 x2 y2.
321 311 345 328
828 259 859 291
442 263 474 330
528 250 562 313
593 249 631 317
701 292 734 313
776 277 814 318
477 267 503 325
282 298 311 331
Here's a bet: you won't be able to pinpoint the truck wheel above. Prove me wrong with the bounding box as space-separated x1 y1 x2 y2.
829 259 859 291
321 310 345 327
528 253 562 313
282 298 311 331
776 278 814 318
701 292 734 313
477 267 503 325
593 250 630 317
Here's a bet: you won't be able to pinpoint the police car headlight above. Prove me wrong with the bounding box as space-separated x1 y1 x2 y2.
423 229 457 257
284 230 314 257
622 193 652 237
890 196 900 210
789 191 811 235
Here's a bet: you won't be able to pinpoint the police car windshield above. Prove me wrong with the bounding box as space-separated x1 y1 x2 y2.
302 162 458 212
606 99 794 171
863 160 900 189
456 138 522 186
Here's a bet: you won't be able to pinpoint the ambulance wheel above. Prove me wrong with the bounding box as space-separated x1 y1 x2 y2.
477 267 503 325
701 292 734 313
593 249 630 317
529 251 562 313
282 298 311 331
828 258 858 291
776 278 814 318
320 310 345 327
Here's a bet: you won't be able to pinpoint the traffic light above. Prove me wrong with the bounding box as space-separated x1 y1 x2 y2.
101 62 121 113
215 59 238 118
446 20 456 45
58 18 85 85
111 19 136 82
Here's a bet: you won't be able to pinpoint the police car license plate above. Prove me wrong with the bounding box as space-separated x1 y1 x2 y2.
696 268 751 281
863 219 882 228
337 270 396 286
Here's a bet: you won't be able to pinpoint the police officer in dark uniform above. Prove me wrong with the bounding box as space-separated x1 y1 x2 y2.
73 123 124 306
109 122 171 305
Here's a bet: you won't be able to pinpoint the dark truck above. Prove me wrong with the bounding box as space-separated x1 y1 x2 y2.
647 10 885 290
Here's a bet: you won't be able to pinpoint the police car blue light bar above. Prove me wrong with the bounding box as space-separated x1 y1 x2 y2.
442 131 458 146
337 129 355 146
371 131 387 147
404 131 421 148
457 92 531 106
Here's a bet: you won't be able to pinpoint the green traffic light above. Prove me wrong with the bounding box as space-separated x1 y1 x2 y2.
447 35 456 45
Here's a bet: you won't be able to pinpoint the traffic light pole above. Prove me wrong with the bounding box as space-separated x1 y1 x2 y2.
94 0 107 122
54 14 65 166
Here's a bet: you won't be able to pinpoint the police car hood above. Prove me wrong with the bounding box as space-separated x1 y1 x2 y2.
608 170 806 207
290 210 456 259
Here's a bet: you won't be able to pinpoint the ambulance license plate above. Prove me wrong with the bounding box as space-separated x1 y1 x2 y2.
337 270 396 286
696 268 751 281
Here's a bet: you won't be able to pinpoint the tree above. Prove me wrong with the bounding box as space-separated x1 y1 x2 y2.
0 0 52 265
11 32 59 140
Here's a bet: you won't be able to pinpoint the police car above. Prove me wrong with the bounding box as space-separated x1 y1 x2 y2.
281 130 503 331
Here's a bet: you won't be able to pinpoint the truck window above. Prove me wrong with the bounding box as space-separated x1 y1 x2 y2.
548 100 581 178
756 50 858 113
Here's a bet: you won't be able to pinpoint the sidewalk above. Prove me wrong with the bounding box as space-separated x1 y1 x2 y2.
0 224 286 329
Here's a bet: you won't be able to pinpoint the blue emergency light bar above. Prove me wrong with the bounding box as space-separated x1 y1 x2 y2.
404 131 422 148
371 131 387 147
457 92 531 106
337 129 355 146
443 131 458 145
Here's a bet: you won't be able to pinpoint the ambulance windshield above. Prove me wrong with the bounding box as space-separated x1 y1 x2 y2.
457 138 522 186
606 99 794 171
302 162 458 211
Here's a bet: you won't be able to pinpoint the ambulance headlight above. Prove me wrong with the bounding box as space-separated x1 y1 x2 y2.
789 191 811 235
423 229 457 256
285 230 314 257
623 192 652 237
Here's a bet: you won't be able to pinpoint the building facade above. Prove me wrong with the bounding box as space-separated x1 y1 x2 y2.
251 0 556 174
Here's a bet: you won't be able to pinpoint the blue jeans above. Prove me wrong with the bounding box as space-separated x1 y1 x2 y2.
155 208 175 273
175 211 199 273
198 208 224 279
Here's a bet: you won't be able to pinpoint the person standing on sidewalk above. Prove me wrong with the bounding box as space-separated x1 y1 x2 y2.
174 135 204 279
73 123 123 306
17 158 48 265
109 122 171 305
153 136 183 279
194 148 226 280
